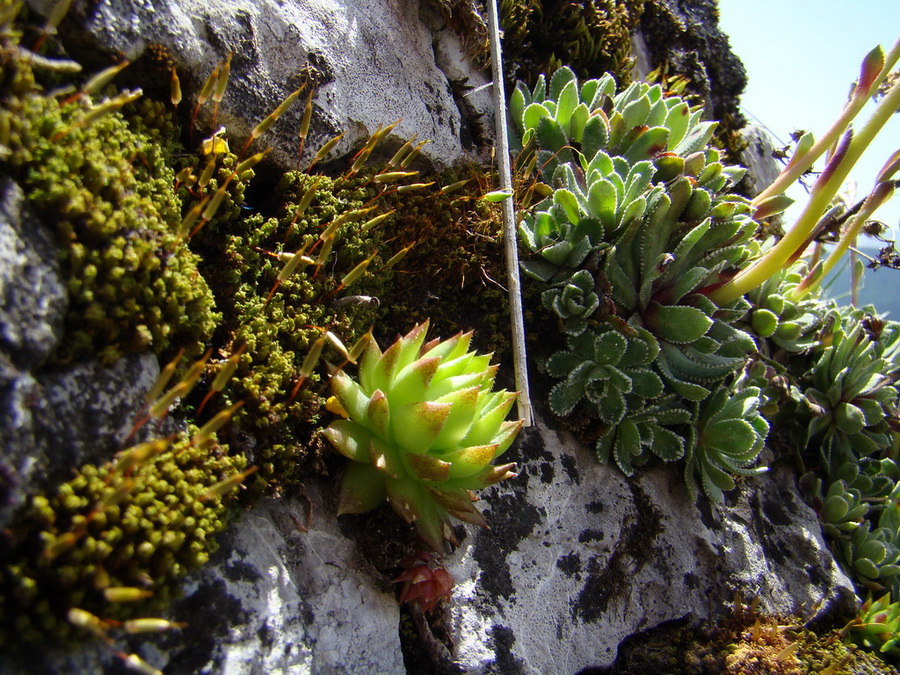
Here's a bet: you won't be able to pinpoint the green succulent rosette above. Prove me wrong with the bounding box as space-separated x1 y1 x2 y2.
852 593 900 657
804 318 900 467
323 321 523 551
744 261 827 352
684 386 769 502
541 269 601 335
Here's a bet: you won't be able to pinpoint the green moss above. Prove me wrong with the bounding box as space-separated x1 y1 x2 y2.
373 165 516 361
0 45 219 364
609 608 897 674
499 0 646 86
0 433 246 644
192 169 395 492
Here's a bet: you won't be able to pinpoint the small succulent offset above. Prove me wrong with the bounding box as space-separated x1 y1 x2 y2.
323 321 523 551
743 262 827 353
851 593 900 658
540 269 601 336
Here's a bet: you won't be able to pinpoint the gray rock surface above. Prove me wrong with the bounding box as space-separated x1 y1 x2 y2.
0 486 405 675
158 489 404 675
29 0 489 171
740 124 784 197
445 416 857 673
0 178 66 370
2 3 861 674
0 177 159 530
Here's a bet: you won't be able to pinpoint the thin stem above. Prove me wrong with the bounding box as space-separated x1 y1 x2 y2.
790 180 895 301
711 72 900 305
754 37 900 206
486 0 532 426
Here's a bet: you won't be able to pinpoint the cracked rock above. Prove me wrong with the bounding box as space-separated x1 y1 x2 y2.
445 414 857 674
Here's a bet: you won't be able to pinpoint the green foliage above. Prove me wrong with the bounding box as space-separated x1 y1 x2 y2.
853 593 900 658
200 169 392 492
803 313 900 468
743 261 826 352
515 67 767 498
684 386 769 502
323 321 522 551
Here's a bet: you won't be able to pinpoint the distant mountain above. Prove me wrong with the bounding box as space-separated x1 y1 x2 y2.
819 251 900 319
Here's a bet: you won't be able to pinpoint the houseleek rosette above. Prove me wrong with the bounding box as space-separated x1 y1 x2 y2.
323 321 523 551
804 315 900 467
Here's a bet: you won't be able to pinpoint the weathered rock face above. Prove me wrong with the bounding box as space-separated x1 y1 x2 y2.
444 415 857 673
638 0 748 126
28 0 492 171
0 178 159 531
0 486 405 675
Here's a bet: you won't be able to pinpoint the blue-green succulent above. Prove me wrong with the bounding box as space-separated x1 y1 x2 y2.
684 386 769 502
515 66 769 498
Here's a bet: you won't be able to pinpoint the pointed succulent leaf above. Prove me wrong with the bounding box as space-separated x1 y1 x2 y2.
673 120 717 156
439 444 496 478
338 462 387 515
612 419 642 476
645 423 685 461
462 391 517 446
594 385 627 425
648 303 713 344
537 115 568 153
582 113 609 159
510 83 528 132
427 487 488 527
524 102 552 132
332 368 371 421
587 177 618 226
391 401 453 452
624 126 670 163
405 452 451 481
653 152 685 181
664 100 691 148
323 419 373 463
554 188 581 224
569 102 590 142
430 386 480 449
456 462 517 490
836 401 867 435
549 66 578 101
389 356 441 407
556 79 579 131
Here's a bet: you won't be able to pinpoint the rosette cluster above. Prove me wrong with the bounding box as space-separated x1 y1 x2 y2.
803 313 900 467
514 66 769 498
324 321 523 550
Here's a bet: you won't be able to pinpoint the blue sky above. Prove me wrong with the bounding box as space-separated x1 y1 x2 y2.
717 1 900 245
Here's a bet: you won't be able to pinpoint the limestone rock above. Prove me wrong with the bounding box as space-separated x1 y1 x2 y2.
0 178 66 371
0 177 158 530
28 0 489 171
0 486 404 675
445 416 857 673
158 489 404 675
740 124 784 197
